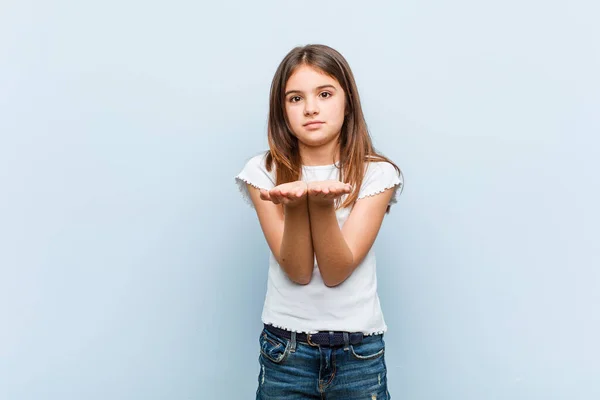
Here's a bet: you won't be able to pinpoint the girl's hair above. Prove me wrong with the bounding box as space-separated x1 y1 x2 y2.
265 44 401 209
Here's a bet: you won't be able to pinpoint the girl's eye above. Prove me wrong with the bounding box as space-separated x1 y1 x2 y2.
320 92 332 99
289 96 301 103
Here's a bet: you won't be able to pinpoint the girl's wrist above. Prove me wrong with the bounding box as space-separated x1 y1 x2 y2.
308 196 335 208
284 195 308 211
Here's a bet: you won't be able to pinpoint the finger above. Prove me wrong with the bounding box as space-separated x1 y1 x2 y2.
339 185 352 195
329 186 346 199
308 186 321 196
286 188 300 198
284 189 300 199
280 192 294 201
276 193 289 204
328 186 341 196
269 190 282 204
314 189 327 199
260 189 272 201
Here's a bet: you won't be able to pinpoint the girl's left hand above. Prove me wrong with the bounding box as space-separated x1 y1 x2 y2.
307 180 352 206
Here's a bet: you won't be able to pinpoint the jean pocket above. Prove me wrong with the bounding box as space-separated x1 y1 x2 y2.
259 329 291 364
350 336 385 360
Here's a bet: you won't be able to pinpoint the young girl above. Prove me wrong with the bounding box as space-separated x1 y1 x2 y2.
235 44 403 400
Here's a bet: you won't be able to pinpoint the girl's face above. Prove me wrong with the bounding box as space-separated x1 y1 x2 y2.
284 65 346 151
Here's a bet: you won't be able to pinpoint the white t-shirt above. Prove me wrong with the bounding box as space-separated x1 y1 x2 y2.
235 151 403 335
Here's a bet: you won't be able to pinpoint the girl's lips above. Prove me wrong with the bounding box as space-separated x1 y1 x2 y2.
303 121 324 126
303 121 325 129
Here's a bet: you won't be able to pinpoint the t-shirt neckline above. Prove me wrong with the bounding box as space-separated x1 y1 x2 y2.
302 162 340 170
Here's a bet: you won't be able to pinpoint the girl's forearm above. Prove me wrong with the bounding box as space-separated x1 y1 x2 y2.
279 198 314 285
307 200 354 287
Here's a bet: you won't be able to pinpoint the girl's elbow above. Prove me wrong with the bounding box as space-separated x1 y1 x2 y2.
321 260 356 287
289 270 313 285
322 268 353 287
293 275 312 285
279 259 313 285
323 278 341 288
322 274 349 287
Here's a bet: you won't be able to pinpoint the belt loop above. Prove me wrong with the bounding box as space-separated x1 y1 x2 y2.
290 331 297 353
343 332 349 351
329 331 335 347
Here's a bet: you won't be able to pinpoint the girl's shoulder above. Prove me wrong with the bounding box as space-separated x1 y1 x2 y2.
358 158 404 206
235 150 275 208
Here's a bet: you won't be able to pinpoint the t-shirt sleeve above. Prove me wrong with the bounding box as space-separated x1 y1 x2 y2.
357 161 404 208
235 152 276 208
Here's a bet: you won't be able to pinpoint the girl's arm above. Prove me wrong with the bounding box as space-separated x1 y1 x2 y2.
246 182 314 285
307 182 395 287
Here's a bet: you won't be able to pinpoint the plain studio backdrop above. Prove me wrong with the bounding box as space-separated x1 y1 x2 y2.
0 1 598 399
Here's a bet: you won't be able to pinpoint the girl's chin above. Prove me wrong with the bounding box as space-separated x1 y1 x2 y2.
297 135 337 148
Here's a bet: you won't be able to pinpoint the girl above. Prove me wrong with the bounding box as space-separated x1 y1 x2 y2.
235 44 403 400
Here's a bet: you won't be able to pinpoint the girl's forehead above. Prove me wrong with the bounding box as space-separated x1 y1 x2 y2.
285 65 340 89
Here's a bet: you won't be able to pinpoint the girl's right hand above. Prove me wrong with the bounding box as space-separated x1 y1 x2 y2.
260 181 308 207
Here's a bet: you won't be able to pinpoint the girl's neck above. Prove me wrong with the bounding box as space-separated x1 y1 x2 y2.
299 140 340 167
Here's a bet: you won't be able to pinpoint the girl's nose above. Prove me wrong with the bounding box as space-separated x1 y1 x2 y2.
304 101 319 116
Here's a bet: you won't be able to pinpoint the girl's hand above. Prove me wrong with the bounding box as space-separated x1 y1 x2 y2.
260 181 308 206
307 180 352 206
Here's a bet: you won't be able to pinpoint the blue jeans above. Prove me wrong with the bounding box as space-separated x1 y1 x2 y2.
256 326 391 399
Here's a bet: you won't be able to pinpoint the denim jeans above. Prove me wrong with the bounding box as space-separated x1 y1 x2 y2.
256 326 391 399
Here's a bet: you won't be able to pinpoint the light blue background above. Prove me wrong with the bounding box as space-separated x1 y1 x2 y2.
1 1 598 399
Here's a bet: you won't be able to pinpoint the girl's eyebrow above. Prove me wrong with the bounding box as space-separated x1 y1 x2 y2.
285 84 337 96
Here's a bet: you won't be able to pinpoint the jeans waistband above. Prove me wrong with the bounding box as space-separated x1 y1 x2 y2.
264 323 364 347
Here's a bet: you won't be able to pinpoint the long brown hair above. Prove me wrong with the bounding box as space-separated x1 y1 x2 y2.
265 44 400 209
